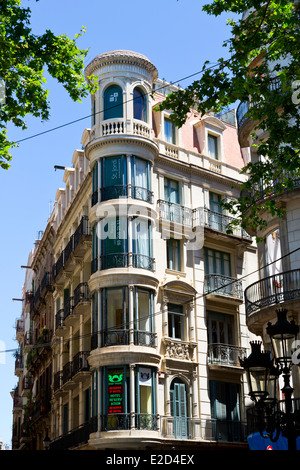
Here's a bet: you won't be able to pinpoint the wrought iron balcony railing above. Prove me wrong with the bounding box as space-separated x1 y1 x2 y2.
158 199 193 226
101 329 155 348
237 76 281 129
207 343 246 367
92 253 155 272
73 282 91 307
204 273 243 300
194 208 252 240
245 268 300 317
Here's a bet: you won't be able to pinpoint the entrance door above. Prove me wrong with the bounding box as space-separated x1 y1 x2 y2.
170 379 188 439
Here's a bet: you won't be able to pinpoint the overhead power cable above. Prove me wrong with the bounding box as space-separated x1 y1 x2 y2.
14 60 226 145
2 245 299 356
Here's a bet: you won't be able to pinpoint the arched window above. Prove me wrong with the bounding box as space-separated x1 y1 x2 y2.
133 87 146 121
170 378 188 439
103 84 123 120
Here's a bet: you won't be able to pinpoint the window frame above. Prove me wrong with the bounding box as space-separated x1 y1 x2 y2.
168 303 185 340
166 238 182 272
103 84 123 120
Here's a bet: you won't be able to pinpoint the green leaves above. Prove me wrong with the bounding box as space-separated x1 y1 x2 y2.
0 0 98 169
158 0 300 238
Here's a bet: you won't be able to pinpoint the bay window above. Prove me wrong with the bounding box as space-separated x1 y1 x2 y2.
92 155 152 204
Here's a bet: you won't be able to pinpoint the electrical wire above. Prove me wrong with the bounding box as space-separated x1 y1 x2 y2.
14 60 228 145
3 245 299 356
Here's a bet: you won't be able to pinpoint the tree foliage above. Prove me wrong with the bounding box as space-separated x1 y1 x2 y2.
158 0 300 236
0 0 98 169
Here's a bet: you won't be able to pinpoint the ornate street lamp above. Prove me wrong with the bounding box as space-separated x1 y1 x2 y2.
241 308 300 450
43 432 51 450
240 341 273 403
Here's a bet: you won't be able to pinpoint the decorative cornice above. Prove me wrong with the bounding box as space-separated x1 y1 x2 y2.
85 135 159 159
85 50 158 82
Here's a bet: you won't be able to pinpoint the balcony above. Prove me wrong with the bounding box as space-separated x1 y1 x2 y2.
101 413 158 431
92 253 155 273
49 415 247 449
73 282 91 319
158 200 193 227
55 352 91 392
160 416 247 443
100 118 151 139
204 274 243 303
237 76 282 146
245 269 300 321
49 420 96 451
193 208 252 241
53 216 91 280
101 329 156 348
207 343 246 368
16 319 24 341
92 185 153 207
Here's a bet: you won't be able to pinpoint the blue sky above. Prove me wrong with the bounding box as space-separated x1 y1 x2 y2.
0 0 237 448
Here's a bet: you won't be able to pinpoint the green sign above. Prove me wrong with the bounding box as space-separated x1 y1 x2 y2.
108 373 124 414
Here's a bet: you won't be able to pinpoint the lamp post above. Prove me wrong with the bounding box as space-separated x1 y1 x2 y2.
43 432 51 450
241 308 300 450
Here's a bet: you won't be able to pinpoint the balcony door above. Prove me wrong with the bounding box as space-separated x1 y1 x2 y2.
170 379 188 439
164 178 182 223
209 380 241 442
209 192 223 231
207 311 235 365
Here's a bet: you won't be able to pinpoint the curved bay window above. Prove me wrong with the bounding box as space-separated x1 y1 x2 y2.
92 216 154 272
100 365 157 431
103 84 123 120
91 155 152 206
101 216 128 270
133 87 147 122
100 286 155 348
103 287 129 346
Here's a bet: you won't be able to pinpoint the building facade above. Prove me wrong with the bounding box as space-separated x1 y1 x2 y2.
12 50 258 450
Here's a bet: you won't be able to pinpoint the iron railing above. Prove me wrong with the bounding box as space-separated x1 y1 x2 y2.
204 273 243 300
132 185 153 203
237 76 281 129
54 216 91 278
101 329 155 348
49 415 247 449
158 199 193 226
132 254 155 271
207 343 246 367
74 282 91 307
245 268 300 317
195 208 251 239
134 330 156 348
93 253 155 272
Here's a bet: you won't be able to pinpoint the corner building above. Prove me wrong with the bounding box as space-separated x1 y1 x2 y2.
12 50 257 450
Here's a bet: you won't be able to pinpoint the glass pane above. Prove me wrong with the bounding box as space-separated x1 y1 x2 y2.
134 157 148 189
102 217 128 255
104 85 123 120
106 288 124 330
167 239 181 271
133 88 146 121
164 117 176 144
164 178 179 203
133 219 150 257
102 156 126 189
208 134 218 159
137 289 150 331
